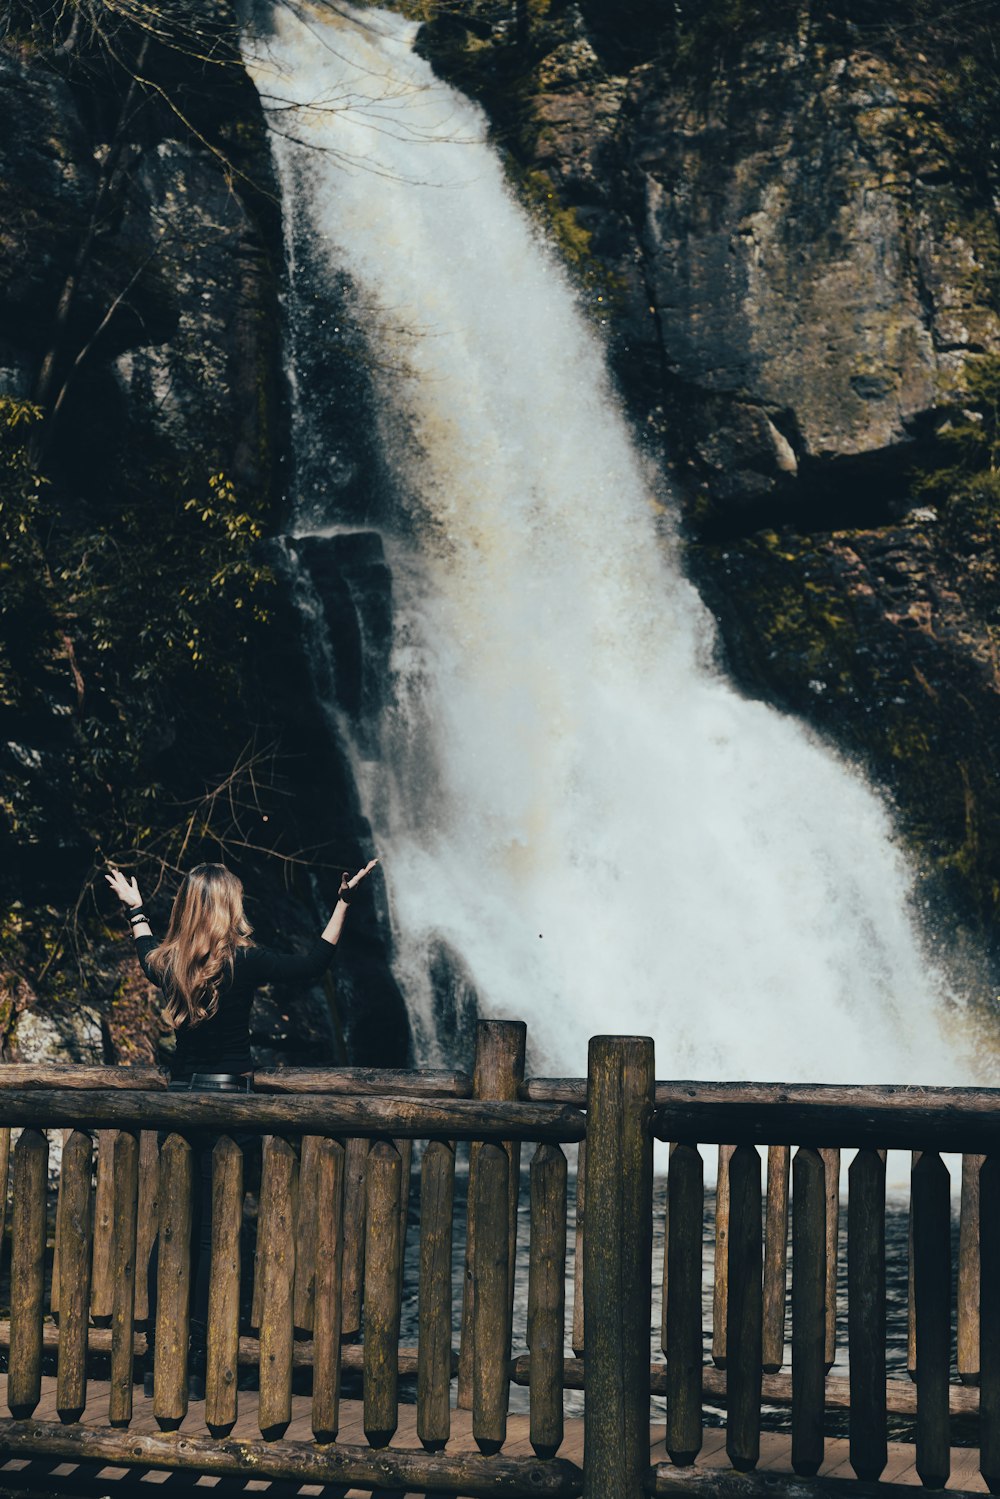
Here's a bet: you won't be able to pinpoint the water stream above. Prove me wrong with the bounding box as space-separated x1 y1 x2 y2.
246 2 971 1088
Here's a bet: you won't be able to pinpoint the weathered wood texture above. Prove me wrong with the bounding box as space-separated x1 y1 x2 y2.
418 1138 455 1452
726 1144 762 1474
653 1086 1000 1152
528 1141 567 1460
8 1129 48 1418
363 1139 403 1449
55 1130 92 1423
848 1147 887 1482
459 1020 527 1410
292 1133 320 1335
0 1065 167 1090
89 1129 117 1326
0 1417 585 1497
341 1134 370 1338
134 1129 159 1327
582 1035 654 1499
153 1133 193 1433
255 1066 473 1096
49 1128 71 1319
982 1153 1000 1493
912 1151 951 1490
762 1145 789 1374
820 1147 840 1372
472 1141 512 1456
0 1088 585 1140
206 1136 243 1438
791 1147 825 1478
108 1130 139 1428
311 1136 345 1445
0 1125 9 1280
665 1141 703 1467
257 1135 298 1441
958 1153 983 1385
713 1145 735 1369
572 1139 586 1357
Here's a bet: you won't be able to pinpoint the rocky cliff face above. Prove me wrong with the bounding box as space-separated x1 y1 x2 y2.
0 5 408 1066
419 0 1000 979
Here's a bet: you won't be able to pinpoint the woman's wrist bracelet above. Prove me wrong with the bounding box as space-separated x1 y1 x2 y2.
338 887 353 905
128 911 148 926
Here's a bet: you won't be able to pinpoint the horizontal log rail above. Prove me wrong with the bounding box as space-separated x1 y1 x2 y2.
0 1065 168 1091
0 1420 584 1498
254 1066 473 1096
0 1089 586 1142
652 1084 1000 1152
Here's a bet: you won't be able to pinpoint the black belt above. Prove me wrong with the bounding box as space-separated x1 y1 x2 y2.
170 1073 253 1092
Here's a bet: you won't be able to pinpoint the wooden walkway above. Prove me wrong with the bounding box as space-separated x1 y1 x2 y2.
0 1378 989 1498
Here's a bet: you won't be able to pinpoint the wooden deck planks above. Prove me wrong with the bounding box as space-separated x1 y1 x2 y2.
0 1376 991 1495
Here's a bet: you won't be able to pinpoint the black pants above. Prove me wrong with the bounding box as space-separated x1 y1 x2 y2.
146 1076 259 1365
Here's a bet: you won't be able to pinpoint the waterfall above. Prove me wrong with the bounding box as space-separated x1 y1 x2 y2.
246 3 971 1085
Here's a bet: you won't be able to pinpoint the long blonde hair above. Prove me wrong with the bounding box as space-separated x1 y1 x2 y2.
147 864 253 1029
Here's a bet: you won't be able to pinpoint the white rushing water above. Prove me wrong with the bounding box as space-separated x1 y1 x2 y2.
247 3 971 1085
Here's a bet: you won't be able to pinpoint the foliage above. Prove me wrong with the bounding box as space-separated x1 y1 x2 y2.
914 353 1000 514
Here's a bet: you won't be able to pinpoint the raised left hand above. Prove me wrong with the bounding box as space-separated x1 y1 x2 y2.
105 867 143 910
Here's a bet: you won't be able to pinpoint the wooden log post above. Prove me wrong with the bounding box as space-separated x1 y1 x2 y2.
251 1135 274 1335
293 1134 320 1337
311 1136 345 1445
258 1136 298 1442
713 1144 735 1369
820 1147 840 1373
49 1128 72 1320
528 1142 568 1460
134 1131 159 1328
109 1130 140 1429
958 1153 983 1386
418 1139 455 1453
848 1146 887 1481
572 1139 586 1357
660 1140 676 1360
206 1137 243 1439
762 1145 790 1374
364 1139 404 1449
582 1035 654 1499
8 1129 48 1419
726 1144 763 1474
665 1141 704 1467
981 1154 1000 1494
341 1135 371 1339
912 1150 951 1490
0 1126 10 1281
56 1130 93 1424
458 1019 527 1410
396 1135 413 1297
791 1147 825 1477
472 1142 512 1456
908 1148 921 1381
90 1129 118 1326
153 1133 194 1432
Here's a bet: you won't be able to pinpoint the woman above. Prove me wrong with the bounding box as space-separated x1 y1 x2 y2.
105 856 379 1397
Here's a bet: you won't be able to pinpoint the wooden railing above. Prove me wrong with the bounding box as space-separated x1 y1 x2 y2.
0 1031 997 1499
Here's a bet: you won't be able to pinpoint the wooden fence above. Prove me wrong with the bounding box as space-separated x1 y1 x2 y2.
0 1029 997 1499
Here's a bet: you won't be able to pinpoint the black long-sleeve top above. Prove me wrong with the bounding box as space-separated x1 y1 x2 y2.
134 933 336 1078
